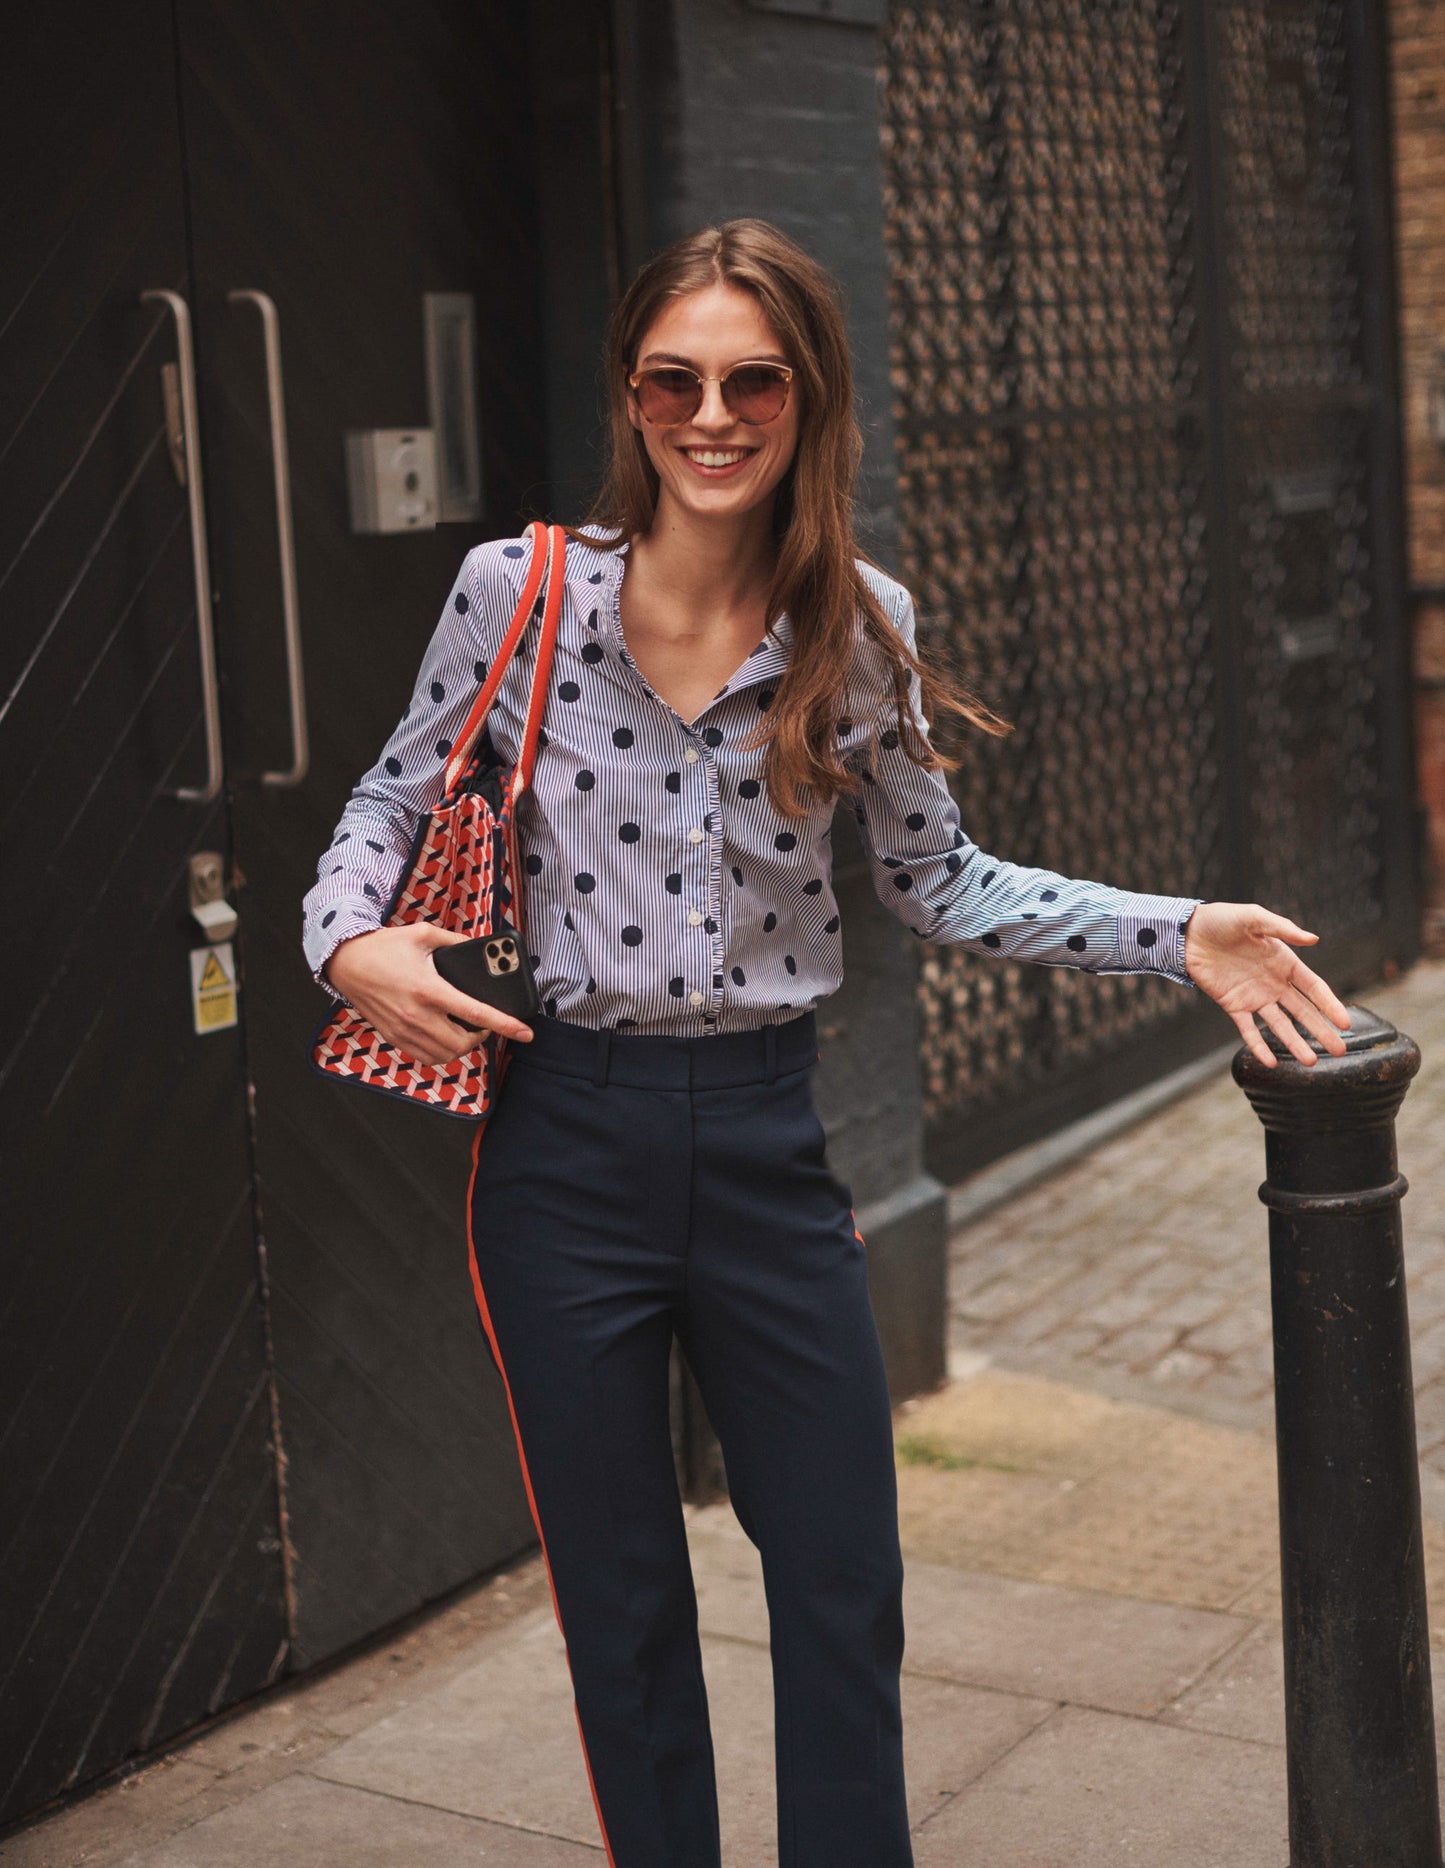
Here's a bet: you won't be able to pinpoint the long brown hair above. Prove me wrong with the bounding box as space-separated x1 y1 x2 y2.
564 217 1010 820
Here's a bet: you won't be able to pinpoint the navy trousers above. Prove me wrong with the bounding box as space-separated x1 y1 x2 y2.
465 1009 912 1868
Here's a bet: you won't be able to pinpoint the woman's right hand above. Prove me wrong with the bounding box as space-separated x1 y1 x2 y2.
324 925 536 1065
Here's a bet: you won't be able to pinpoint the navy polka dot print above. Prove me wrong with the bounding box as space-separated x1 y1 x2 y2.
302 528 1205 1032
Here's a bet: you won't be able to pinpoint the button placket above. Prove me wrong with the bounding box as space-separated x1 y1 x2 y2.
698 742 726 1021
675 722 726 1027
601 569 718 1024
602 539 778 1031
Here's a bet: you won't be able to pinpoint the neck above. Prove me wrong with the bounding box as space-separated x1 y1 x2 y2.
628 487 779 616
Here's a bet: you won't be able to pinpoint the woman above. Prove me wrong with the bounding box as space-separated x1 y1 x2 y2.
302 219 1350 1868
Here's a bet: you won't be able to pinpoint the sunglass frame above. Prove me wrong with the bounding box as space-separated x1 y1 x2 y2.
626 360 795 427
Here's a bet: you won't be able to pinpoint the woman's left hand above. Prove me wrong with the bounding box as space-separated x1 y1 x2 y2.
1183 902 1352 1068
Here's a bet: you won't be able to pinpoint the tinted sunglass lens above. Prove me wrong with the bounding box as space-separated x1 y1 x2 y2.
726 366 790 422
636 369 701 424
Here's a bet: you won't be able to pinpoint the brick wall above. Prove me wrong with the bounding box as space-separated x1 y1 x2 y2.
1389 0 1445 951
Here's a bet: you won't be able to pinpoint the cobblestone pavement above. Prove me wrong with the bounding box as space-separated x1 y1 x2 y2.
949 960 1445 1485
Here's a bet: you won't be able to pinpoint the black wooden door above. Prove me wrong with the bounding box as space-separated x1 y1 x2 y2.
0 2 287 1828
171 0 547 1669
2 0 586 1826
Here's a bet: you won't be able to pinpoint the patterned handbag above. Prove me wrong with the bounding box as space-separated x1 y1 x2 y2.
308 520 565 1119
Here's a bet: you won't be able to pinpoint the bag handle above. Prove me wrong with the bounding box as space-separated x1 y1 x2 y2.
441 520 557 794
512 524 565 803
500 527 565 933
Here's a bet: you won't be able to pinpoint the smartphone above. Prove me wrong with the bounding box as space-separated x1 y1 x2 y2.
432 927 540 1028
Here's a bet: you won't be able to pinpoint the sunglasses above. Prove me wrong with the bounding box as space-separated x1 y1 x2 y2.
626 360 794 427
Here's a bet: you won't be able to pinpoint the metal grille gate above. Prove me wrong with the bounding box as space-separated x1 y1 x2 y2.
880 0 1417 1178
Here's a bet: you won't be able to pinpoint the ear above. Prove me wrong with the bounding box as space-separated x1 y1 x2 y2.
625 387 643 434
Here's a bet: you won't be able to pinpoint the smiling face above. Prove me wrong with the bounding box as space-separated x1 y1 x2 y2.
625 281 802 529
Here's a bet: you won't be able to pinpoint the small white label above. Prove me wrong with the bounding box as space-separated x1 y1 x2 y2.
191 941 239 1035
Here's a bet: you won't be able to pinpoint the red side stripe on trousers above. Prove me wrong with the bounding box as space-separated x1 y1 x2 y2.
466 1117 619 1868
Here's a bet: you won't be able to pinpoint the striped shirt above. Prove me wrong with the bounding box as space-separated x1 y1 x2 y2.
301 526 1204 1035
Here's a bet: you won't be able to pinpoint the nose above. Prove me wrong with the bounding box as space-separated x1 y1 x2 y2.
692 377 734 433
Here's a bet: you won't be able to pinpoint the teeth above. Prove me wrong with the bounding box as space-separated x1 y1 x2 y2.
686 449 749 467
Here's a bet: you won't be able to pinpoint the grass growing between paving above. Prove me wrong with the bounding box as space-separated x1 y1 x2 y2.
895 1434 1022 1475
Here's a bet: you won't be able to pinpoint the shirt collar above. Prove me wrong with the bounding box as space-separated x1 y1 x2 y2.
576 530 794 711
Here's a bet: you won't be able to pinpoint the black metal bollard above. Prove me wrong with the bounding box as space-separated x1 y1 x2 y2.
1234 1005 1441 1868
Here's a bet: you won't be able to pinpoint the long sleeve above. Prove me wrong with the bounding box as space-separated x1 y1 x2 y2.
300 543 524 993
850 587 1205 987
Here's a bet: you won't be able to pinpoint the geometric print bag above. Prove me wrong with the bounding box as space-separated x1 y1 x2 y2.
308 520 566 1120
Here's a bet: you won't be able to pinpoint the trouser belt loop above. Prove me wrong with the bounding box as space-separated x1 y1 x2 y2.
592 1027 612 1088
763 1023 778 1085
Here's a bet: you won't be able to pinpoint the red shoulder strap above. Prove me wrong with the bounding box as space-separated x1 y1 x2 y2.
512 524 565 800
442 521 553 792
501 525 566 936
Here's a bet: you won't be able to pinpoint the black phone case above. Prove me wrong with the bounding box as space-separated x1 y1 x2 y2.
432 927 540 1024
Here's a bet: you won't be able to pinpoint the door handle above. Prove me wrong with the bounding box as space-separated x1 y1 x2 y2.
140 289 224 804
228 289 309 787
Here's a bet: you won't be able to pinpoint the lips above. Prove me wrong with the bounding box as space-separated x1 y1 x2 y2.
678 445 759 477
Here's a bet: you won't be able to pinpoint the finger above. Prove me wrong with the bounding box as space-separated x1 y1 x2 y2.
1280 982 1348 1055
1257 998 1319 1067
1233 1010 1277 1069
429 978 534 1042
1285 957 1352 1033
1254 909 1319 947
412 923 470 951
442 1005 535 1044
411 1012 501 1066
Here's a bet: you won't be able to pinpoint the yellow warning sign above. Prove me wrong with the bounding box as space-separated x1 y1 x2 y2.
191 941 239 1035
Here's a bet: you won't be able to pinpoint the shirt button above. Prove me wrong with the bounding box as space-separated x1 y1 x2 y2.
685 746 700 763
687 909 704 926
688 990 705 1006
687 827 705 843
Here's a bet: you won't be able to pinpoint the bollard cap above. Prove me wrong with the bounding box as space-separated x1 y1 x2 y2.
1265 1003 1399 1059
1232 1002 1420 1131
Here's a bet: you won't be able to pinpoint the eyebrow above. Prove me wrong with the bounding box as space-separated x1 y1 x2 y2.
637 349 791 367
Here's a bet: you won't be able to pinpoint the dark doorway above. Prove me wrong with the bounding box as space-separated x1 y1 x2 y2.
175 0 549 1674
2 0 614 1826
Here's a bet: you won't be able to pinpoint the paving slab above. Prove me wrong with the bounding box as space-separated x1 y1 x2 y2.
1159 1619 1286 1748
307 1609 597 1846
899 1560 1248 1718
688 1511 771 1647
110 1773 597 1867
911 1702 1289 1867
1162 1616 1445 1780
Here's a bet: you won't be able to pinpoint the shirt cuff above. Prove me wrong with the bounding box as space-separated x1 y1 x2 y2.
1113 894 1206 987
304 902 384 1003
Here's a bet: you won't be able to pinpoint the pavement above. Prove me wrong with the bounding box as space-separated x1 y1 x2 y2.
5 960 1444 1867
